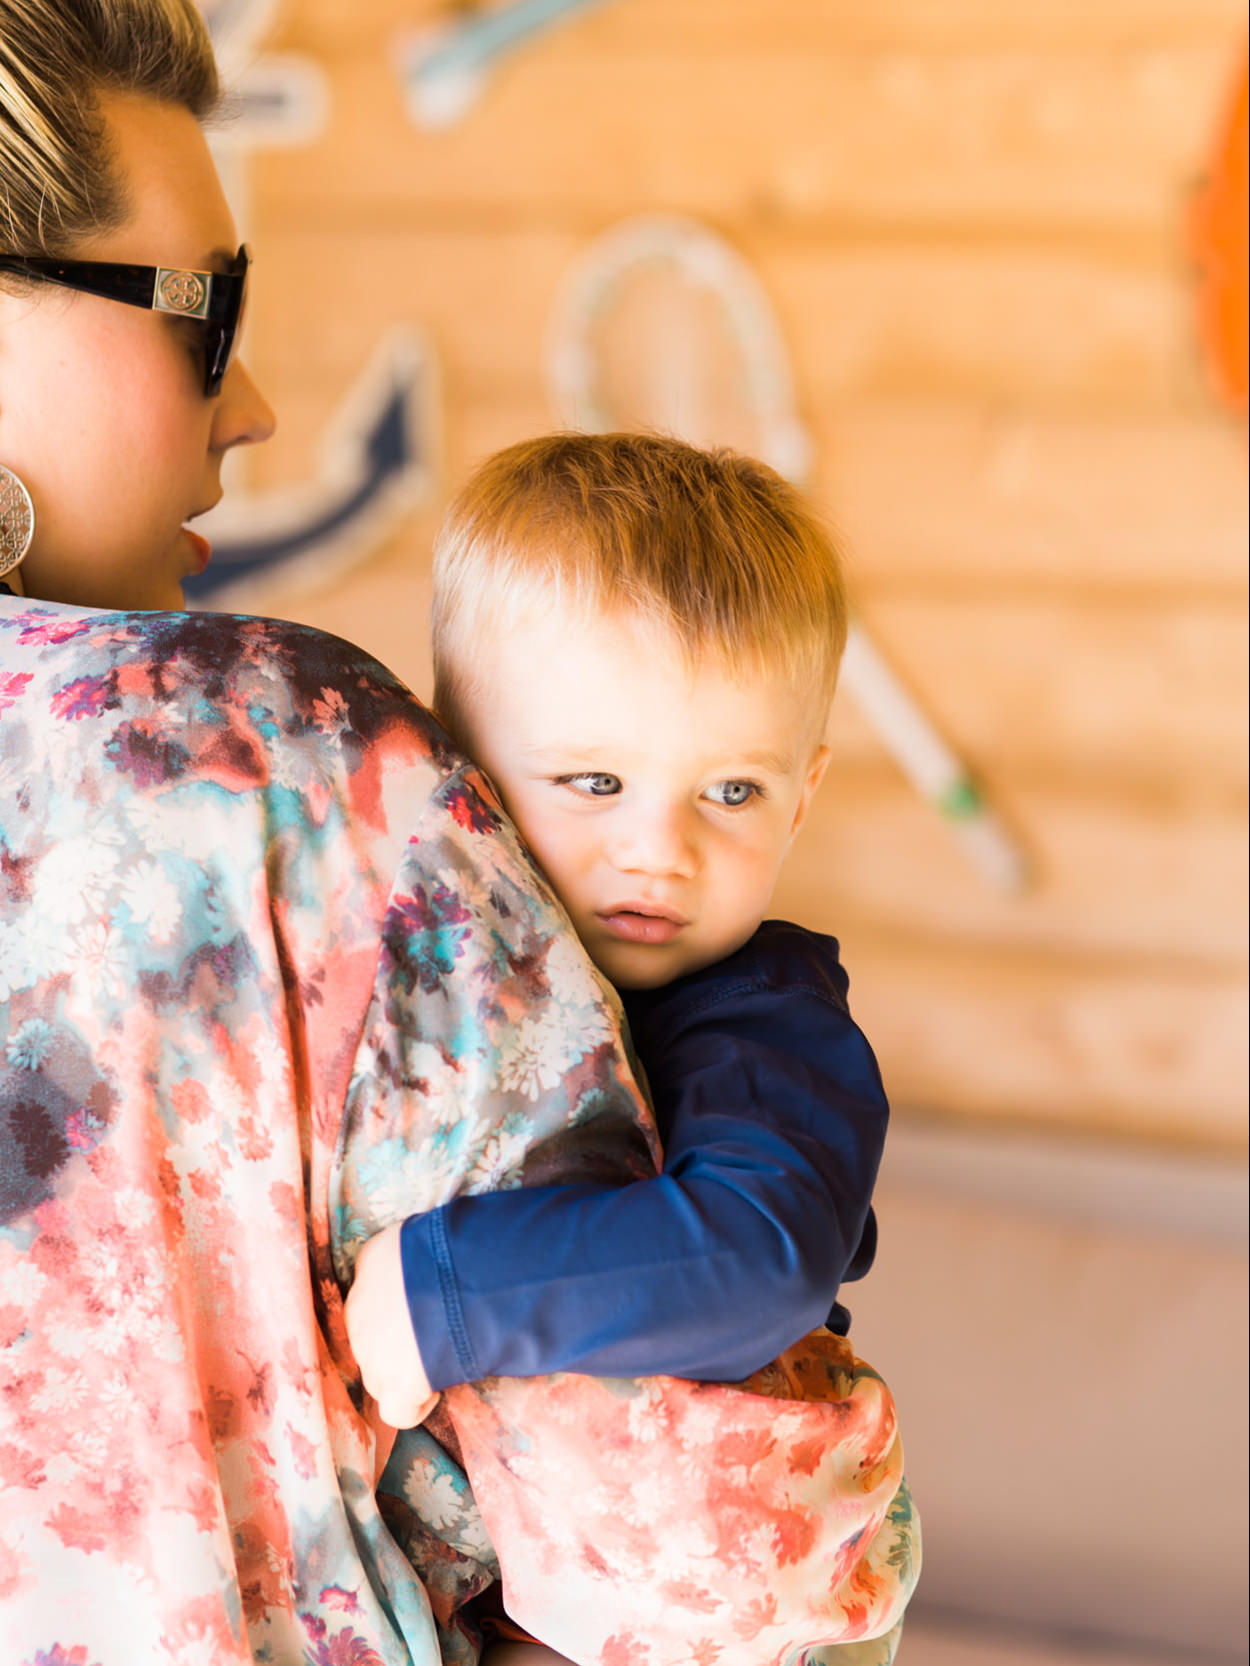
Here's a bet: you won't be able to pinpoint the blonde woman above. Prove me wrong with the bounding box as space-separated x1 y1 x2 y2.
1 7 914 1663
0 5 657 1660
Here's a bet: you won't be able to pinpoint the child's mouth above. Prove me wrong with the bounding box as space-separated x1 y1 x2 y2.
598 910 686 945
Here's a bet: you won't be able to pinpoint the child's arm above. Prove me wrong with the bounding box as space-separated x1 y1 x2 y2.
364 922 886 1394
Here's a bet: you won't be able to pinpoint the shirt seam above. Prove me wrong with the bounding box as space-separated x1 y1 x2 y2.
429 1205 482 1384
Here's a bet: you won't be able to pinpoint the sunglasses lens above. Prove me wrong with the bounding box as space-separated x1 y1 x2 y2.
205 335 226 397
206 247 250 396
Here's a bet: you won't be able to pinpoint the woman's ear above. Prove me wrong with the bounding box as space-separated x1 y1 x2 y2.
789 744 832 839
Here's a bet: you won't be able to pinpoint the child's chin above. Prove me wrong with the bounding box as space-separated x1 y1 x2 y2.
590 942 667 991
599 945 714 992
609 966 671 992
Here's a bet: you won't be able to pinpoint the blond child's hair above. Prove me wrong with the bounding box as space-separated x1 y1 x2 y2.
432 431 849 747
1 0 217 258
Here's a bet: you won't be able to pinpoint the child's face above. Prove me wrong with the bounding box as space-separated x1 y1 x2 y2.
455 598 830 989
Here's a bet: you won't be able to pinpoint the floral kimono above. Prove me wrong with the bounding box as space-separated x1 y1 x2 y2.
0 597 916 1666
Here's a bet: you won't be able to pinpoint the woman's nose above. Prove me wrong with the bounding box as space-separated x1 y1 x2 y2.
212 357 277 451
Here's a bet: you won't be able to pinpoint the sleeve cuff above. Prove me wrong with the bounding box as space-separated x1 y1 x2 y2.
399 1208 481 1391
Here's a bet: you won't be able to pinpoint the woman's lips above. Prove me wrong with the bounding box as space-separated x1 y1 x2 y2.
183 527 212 574
598 909 686 945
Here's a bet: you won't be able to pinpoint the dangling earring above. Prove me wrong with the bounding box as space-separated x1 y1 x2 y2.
0 462 35 579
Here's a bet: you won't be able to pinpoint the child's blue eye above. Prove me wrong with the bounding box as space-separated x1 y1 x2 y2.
707 780 758 807
563 772 622 797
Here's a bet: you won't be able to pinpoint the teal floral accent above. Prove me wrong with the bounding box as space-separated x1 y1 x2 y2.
5 1019 54 1071
2 598 917 1664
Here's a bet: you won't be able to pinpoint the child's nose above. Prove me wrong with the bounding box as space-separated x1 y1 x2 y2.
610 804 699 879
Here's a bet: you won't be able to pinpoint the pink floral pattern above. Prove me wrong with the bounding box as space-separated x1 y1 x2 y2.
435 1330 917 1666
1 597 916 1665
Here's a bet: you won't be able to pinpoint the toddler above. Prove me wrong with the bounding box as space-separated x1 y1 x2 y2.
349 431 889 1419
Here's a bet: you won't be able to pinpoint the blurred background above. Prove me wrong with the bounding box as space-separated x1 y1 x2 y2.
196 2 1248 1661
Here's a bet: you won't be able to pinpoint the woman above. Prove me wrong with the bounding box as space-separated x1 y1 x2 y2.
0 5 664 1661
1 6 915 1664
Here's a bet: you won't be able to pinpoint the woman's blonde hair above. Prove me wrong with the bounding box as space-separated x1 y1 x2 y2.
431 431 849 744
0 0 217 257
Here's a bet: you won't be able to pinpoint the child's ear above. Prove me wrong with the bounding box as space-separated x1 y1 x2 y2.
789 744 832 838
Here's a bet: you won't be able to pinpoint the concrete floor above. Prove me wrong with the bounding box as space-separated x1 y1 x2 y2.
848 1123 1248 1665
900 1613 1244 1666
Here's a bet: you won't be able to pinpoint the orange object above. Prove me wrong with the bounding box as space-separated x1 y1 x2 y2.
1192 54 1248 415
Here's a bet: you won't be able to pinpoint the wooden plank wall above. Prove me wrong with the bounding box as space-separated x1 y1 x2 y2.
237 0 1249 1151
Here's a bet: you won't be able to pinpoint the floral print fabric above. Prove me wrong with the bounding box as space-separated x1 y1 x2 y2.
0 598 917 1666
435 1330 918 1666
0 599 652 1666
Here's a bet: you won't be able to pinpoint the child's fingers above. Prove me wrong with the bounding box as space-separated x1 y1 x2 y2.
345 1222 436 1425
377 1386 441 1431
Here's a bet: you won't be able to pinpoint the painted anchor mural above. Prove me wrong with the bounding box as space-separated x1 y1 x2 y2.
184 331 436 606
397 0 614 130
190 0 435 604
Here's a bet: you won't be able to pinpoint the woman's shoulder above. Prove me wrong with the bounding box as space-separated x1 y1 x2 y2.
5 597 398 689
2 597 467 803
126 606 418 708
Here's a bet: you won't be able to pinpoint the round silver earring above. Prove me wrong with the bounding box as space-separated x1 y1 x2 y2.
0 462 35 579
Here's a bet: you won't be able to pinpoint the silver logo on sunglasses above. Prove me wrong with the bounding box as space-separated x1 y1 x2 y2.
154 268 209 318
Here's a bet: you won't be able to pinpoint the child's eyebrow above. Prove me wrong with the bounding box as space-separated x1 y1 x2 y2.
519 743 797 774
725 749 796 775
519 743 605 764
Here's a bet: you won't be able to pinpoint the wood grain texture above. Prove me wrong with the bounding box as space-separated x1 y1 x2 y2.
238 0 1249 1146
834 932 1248 1145
779 770 1248 963
252 48 1234 234
823 403 1250 589
247 230 1210 414
283 0 1246 54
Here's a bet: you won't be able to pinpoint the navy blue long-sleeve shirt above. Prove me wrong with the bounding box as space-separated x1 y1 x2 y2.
400 920 888 1387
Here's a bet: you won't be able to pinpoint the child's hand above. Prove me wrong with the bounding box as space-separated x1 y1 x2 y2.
345 1222 440 1428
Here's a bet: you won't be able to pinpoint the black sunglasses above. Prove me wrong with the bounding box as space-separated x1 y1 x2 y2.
0 243 250 397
